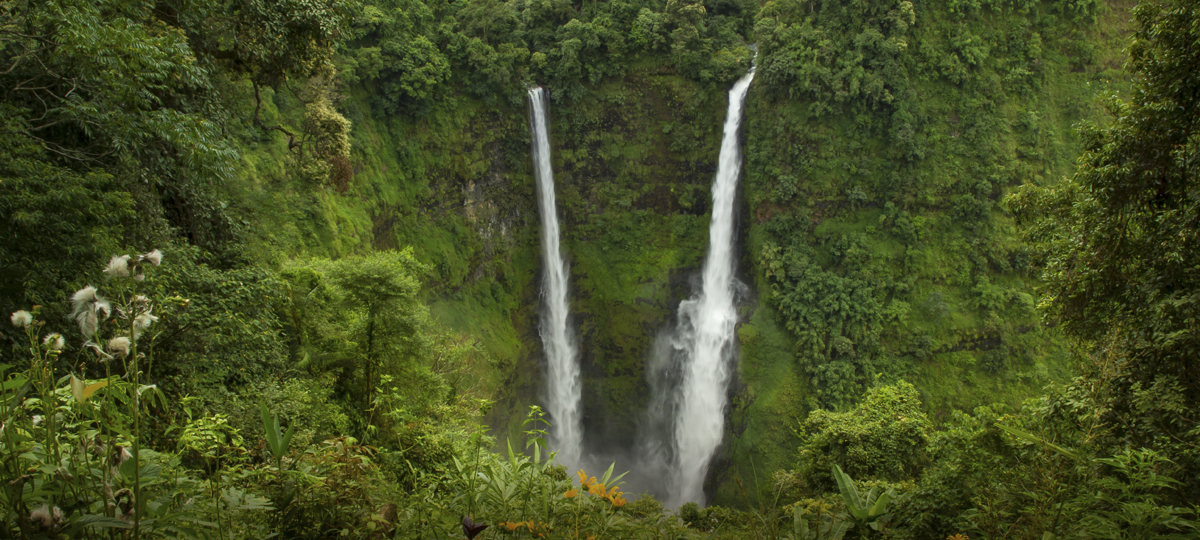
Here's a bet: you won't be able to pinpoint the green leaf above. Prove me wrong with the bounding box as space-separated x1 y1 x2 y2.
867 490 891 518
261 401 280 456
74 514 133 529
279 422 296 459
832 465 864 516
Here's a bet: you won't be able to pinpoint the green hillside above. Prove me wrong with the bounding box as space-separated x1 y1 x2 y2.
3 0 1197 536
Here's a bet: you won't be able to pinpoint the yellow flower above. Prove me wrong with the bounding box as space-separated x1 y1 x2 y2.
613 496 627 507
504 522 519 531
526 520 535 530
588 482 606 496
577 469 589 486
947 535 969 540
564 488 579 499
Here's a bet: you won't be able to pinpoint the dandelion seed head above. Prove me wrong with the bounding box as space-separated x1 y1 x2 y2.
95 297 111 320
133 310 158 340
142 249 163 266
42 333 64 351
75 310 98 337
104 255 131 279
107 337 130 358
30 505 53 528
71 286 97 314
10 310 32 328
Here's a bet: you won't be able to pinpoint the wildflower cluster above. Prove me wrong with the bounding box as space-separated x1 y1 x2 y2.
573 470 627 507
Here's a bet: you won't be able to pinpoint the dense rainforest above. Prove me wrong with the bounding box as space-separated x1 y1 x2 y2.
2 0 1199 535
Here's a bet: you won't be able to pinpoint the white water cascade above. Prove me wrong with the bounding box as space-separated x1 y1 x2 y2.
663 67 756 507
528 87 583 469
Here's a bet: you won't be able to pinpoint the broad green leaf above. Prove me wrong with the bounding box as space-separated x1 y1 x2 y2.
74 514 133 529
867 490 891 518
832 465 864 516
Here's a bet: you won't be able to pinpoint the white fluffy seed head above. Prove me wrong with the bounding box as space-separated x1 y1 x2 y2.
42 333 64 351
30 505 53 528
133 310 158 340
142 249 163 266
104 255 132 279
107 337 131 358
10 310 32 328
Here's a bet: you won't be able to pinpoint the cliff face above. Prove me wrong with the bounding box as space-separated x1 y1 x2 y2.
233 0 1130 505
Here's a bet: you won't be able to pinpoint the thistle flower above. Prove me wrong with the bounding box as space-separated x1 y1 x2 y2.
76 310 98 337
107 337 131 358
42 333 64 351
10 310 32 328
113 446 132 468
104 255 132 279
30 505 60 529
71 286 111 337
133 309 157 340
72 286 96 310
142 249 163 266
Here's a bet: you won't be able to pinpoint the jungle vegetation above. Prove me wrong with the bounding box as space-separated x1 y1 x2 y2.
1 0 1198 536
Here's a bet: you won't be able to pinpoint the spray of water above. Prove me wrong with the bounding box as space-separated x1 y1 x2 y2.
528 87 583 469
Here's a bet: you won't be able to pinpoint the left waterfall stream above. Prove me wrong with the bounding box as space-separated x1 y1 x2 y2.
528 87 582 469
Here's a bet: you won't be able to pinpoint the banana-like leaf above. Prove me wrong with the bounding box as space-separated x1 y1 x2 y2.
279 422 296 460
867 490 891 518
832 465 865 518
261 402 280 456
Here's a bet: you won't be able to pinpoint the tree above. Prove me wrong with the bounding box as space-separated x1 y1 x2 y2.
326 249 430 413
795 382 932 492
1007 0 1200 500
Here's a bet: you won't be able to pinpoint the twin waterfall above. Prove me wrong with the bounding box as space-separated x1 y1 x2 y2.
663 66 756 507
528 87 583 469
526 66 754 506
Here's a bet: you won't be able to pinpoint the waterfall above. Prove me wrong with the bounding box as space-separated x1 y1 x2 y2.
528 87 582 468
657 68 756 507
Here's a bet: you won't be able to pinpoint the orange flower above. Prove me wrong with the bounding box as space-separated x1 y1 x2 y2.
564 489 579 499
526 520 535 530
614 497 627 507
588 482 606 496
504 522 519 531
577 469 588 485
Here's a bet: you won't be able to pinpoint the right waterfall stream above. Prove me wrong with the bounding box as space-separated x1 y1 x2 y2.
647 65 756 508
